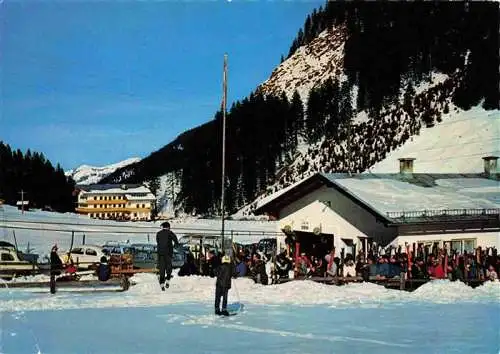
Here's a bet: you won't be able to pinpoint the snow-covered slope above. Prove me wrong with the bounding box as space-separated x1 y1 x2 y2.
65 157 140 185
258 26 347 101
368 105 500 173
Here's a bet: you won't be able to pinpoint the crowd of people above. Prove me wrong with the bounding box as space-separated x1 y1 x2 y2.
276 243 499 285
174 234 500 289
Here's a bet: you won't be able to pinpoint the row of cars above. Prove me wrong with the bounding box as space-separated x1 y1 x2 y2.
0 234 227 279
57 241 189 270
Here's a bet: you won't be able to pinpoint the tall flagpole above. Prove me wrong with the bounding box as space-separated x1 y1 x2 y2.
221 53 228 253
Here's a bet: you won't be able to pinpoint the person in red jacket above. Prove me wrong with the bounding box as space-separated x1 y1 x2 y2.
429 257 445 279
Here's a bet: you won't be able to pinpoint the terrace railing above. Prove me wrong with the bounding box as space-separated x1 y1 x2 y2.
386 208 500 223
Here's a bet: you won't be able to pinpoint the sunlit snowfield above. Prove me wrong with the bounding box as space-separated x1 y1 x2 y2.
1 275 499 354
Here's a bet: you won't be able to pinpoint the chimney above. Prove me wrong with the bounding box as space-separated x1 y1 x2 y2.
482 156 498 177
398 158 415 174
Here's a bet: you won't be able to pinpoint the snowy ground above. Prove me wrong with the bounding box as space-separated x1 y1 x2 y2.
1 206 499 354
1 274 499 354
0 205 278 259
368 105 500 174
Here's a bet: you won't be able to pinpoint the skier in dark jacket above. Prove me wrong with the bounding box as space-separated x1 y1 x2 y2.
50 244 63 276
215 255 233 316
156 221 179 290
49 244 63 294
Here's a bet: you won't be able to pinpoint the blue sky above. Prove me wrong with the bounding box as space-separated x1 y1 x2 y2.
1 0 323 170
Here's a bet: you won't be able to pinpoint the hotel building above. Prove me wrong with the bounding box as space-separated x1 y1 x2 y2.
76 184 156 221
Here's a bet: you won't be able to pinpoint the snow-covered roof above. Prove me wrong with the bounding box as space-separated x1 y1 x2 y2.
79 184 151 195
125 193 156 201
254 172 499 222
329 175 499 215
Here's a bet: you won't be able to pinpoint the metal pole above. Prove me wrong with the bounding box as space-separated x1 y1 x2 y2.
221 53 228 252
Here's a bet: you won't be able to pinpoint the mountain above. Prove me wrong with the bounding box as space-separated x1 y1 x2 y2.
258 25 347 102
101 1 499 219
65 157 141 185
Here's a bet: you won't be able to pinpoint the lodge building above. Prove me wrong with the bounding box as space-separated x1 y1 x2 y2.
75 184 156 221
254 156 499 257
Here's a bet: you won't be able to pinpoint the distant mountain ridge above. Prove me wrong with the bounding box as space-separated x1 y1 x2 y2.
65 157 141 185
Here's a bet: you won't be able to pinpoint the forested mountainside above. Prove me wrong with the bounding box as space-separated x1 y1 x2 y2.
0 142 76 212
101 1 499 218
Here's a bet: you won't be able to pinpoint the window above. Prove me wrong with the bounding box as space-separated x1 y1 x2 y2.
1 253 14 261
86 248 97 256
71 248 84 255
451 240 462 253
463 239 475 253
142 204 145 208
94 196 97 200
451 239 477 254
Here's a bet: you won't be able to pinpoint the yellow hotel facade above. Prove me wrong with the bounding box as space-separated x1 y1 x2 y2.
75 184 156 221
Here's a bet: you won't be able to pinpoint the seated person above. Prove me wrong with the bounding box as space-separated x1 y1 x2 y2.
58 259 79 282
250 253 268 285
342 256 357 277
376 256 390 279
275 252 292 279
178 252 199 277
97 256 111 281
326 257 340 277
235 258 248 277
486 265 498 281
297 253 311 276
309 255 324 277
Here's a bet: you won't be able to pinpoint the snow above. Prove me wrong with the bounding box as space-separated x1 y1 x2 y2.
1 273 499 311
65 157 140 185
412 72 449 97
0 274 498 353
333 177 499 215
259 26 347 102
0 205 278 256
368 105 500 174
1 209 499 353
2 300 498 354
81 185 152 195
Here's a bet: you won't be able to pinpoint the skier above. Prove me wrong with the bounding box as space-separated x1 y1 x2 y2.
49 244 63 294
50 244 63 276
215 255 233 316
156 221 179 291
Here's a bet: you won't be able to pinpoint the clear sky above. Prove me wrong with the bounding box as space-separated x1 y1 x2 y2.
1 0 323 170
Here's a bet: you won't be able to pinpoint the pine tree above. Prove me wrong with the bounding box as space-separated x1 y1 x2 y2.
288 90 304 153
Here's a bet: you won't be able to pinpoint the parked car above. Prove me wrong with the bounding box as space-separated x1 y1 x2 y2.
129 243 186 269
172 247 188 268
102 242 135 257
0 247 39 280
130 243 157 269
59 245 109 270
